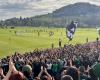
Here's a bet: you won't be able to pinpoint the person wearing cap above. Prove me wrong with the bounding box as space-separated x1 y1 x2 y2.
22 65 34 80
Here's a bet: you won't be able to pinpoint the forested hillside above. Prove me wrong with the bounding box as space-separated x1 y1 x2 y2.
1 2 100 27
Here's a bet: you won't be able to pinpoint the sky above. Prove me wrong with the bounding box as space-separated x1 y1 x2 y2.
0 0 100 20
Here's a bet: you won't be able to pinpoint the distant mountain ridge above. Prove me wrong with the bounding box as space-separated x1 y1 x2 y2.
1 2 100 27
53 2 100 17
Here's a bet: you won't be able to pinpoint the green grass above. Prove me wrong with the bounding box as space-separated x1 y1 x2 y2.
0 27 99 58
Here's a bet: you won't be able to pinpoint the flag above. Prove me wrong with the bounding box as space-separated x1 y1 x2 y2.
66 21 77 41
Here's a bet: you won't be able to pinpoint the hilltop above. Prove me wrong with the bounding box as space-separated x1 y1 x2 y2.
1 2 100 27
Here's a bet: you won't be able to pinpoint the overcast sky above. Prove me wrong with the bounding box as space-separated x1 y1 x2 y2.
0 0 100 20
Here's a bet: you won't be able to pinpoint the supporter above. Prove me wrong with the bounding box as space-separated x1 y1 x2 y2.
51 61 59 77
46 61 52 75
0 41 100 80
61 75 73 80
79 66 89 80
22 65 34 80
32 58 41 77
91 62 100 80
0 67 5 79
37 66 52 80
3 58 26 80
88 68 98 80
66 67 79 80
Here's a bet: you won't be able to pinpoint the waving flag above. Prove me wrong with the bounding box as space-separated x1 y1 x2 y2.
66 21 78 41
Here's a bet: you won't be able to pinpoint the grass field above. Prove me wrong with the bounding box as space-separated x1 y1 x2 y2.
0 27 99 58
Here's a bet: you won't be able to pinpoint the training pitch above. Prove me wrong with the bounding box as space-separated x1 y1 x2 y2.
0 27 99 58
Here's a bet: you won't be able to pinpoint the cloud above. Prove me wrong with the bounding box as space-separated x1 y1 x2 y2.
7 0 42 4
0 0 100 20
90 0 100 2
0 3 27 12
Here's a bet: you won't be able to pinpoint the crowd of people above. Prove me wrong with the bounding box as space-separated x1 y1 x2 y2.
0 41 100 80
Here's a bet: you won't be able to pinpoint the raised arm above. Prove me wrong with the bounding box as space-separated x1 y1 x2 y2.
0 67 5 79
3 58 17 80
37 66 44 79
44 68 52 80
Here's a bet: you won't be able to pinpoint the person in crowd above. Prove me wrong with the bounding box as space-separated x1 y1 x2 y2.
37 66 52 80
46 61 52 76
32 58 41 77
61 75 73 80
79 66 89 80
2 58 26 80
51 61 59 78
0 67 5 79
0 41 100 80
66 67 79 80
22 65 34 80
